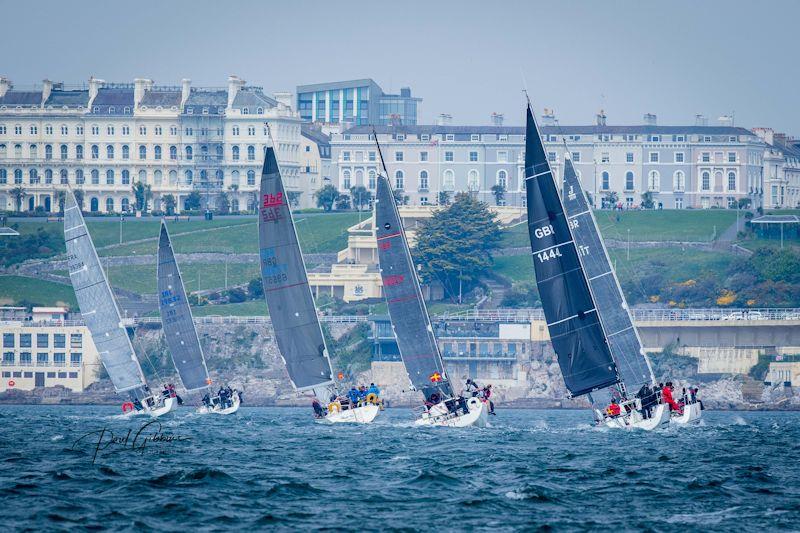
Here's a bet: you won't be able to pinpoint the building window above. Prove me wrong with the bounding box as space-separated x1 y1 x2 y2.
445 134 454 141
443 169 455 191
169 145 177 160
498 150 509 163
121 169 130 185
675 197 683 209
342 151 351 162
368 170 377 190
14 169 22 184
570 152 580 163
139 145 146 160
497 169 507 188
232 126 240 136
674 171 685 191
467 170 479 191
444 151 454 162
29 169 39 184
701 171 710 191
728 152 736 163
547 152 556 162
702 152 710 163
601 153 610 163
20 352 32 365
727 172 736 191
647 170 660 191
420 134 430 141
44 169 53 184
75 145 83 160
419 170 429 190
0 169 5 184
185 146 193 160
90 144 98 159
395 151 403 162
649 152 659 163
3 333 14 347
342 170 351 190
601 171 610 190
471 134 480 141
469 151 478 162
54 352 65 366
105 197 114 212
154 146 162 160
625 171 634 191
75 169 84 184
44 144 53 160
70 353 82 366
420 151 428 162
244 170 254 186
395 170 405 190
185 170 193 185
626 152 634 163
20 334 31 348
232 146 240 161
2 352 13 364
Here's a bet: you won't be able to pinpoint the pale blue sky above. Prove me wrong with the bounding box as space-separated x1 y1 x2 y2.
4 0 798 133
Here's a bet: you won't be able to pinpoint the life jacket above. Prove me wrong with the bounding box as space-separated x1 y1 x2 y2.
607 403 621 416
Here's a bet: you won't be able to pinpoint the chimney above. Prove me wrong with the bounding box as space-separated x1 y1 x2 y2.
437 113 452 126
41 79 53 105
540 108 556 126
491 112 504 126
718 115 734 127
273 91 293 110
773 132 787 148
0 77 10 97
227 75 245 109
88 77 105 107
643 113 657 126
695 114 708 127
752 127 774 145
133 78 153 108
180 78 191 107
596 109 607 126
400 87 411 97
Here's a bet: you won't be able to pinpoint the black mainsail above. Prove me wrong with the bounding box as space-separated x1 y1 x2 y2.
64 191 147 393
258 147 334 392
524 105 619 397
561 157 654 394
374 174 454 401
157 221 211 391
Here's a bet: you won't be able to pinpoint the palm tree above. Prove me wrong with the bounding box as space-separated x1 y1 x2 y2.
74 188 85 211
161 194 177 216
55 190 67 215
10 186 26 213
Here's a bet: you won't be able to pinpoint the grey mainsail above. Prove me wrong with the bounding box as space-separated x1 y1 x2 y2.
157 222 210 391
524 105 619 397
258 147 334 391
561 157 654 394
64 191 146 393
374 174 454 401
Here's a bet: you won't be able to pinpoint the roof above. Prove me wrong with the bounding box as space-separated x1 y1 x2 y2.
0 91 41 106
183 89 227 115
301 123 330 146
342 124 756 137
750 215 800 224
140 89 181 107
297 79 380 94
232 88 277 110
91 88 134 115
45 89 89 108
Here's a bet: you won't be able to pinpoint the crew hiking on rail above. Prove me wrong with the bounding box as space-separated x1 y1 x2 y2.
317 383 383 418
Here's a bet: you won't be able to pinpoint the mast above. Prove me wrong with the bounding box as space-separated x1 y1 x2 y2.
560 155 656 392
157 221 211 391
258 146 334 394
373 132 454 401
523 103 619 397
64 191 147 393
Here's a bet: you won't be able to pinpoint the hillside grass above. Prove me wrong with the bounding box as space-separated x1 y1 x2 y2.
106 262 262 294
0 275 77 308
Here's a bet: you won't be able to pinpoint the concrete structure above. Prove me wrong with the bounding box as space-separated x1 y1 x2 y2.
0 307 101 392
0 76 306 213
297 79 421 126
331 112 769 209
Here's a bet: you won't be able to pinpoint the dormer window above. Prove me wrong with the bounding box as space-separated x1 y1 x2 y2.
202 107 209 115
396 134 405 141
445 134 454 141
156 106 163 111
124 106 131 113
420 134 430 141
109 106 115 113
93 106 99 113
498 134 508 141
187 108 194 114
256 107 263 114
242 108 249 115
217 107 224 114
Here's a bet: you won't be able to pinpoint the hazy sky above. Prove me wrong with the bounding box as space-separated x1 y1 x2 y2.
4 0 798 133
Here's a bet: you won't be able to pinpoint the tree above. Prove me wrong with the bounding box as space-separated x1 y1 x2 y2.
217 190 230 215
132 181 152 213
10 186 26 213
247 278 264 299
314 184 340 211
161 194 177 216
438 191 451 206
335 194 351 210
73 188 85 211
185 191 202 211
737 198 752 209
491 184 506 206
392 189 408 206
414 192 503 301
603 190 619 209
641 191 655 209
55 190 66 215
350 185 372 211
287 191 302 207
228 184 240 212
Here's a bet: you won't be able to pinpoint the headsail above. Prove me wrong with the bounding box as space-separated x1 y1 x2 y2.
524 105 619 397
157 222 211 391
258 147 334 391
64 191 146 393
374 174 454 400
561 157 654 393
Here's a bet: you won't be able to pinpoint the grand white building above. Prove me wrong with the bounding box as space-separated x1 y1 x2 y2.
330 112 799 210
0 76 321 212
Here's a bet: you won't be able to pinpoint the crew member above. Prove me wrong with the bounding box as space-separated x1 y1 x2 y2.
606 399 621 418
482 384 496 415
312 398 325 418
662 382 682 414
465 378 480 397
347 387 360 407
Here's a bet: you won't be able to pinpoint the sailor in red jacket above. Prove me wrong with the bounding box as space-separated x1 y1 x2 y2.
662 382 683 414
606 399 621 418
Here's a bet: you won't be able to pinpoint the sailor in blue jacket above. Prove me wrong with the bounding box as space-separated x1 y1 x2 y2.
347 387 360 406
367 383 380 397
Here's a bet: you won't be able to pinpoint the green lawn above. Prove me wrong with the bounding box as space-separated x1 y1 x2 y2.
500 210 739 248
0 276 77 308
190 300 268 317
106 262 262 295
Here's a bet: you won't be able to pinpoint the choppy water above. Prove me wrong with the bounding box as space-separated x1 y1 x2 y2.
1 406 799 531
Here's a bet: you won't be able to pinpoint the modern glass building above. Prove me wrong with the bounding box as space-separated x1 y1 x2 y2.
296 79 420 126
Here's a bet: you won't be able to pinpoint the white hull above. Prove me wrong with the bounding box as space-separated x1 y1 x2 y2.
415 397 489 428
671 402 702 425
198 393 241 415
147 396 178 418
322 403 380 424
602 403 670 430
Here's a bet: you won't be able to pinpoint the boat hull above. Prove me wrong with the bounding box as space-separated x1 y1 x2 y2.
671 402 702 425
415 397 489 428
322 403 380 424
198 394 241 415
603 403 669 430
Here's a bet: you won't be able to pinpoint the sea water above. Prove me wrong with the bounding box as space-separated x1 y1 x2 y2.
1 406 798 531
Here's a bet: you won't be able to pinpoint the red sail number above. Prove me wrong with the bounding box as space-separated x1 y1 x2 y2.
384 274 405 286
262 192 284 208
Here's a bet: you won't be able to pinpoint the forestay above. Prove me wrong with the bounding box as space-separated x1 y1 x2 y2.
157 222 210 391
258 147 334 391
561 157 653 393
374 175 454 400
64 191 146 393
524 106 619 397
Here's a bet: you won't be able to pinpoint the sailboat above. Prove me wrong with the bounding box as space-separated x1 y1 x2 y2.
64 191 176 417
258 146 379 424
156 222 240 415
523 102 669 430
374 174 488 428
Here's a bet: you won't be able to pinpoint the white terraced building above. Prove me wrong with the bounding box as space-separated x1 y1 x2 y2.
331 111 800 210
0 76 318 212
